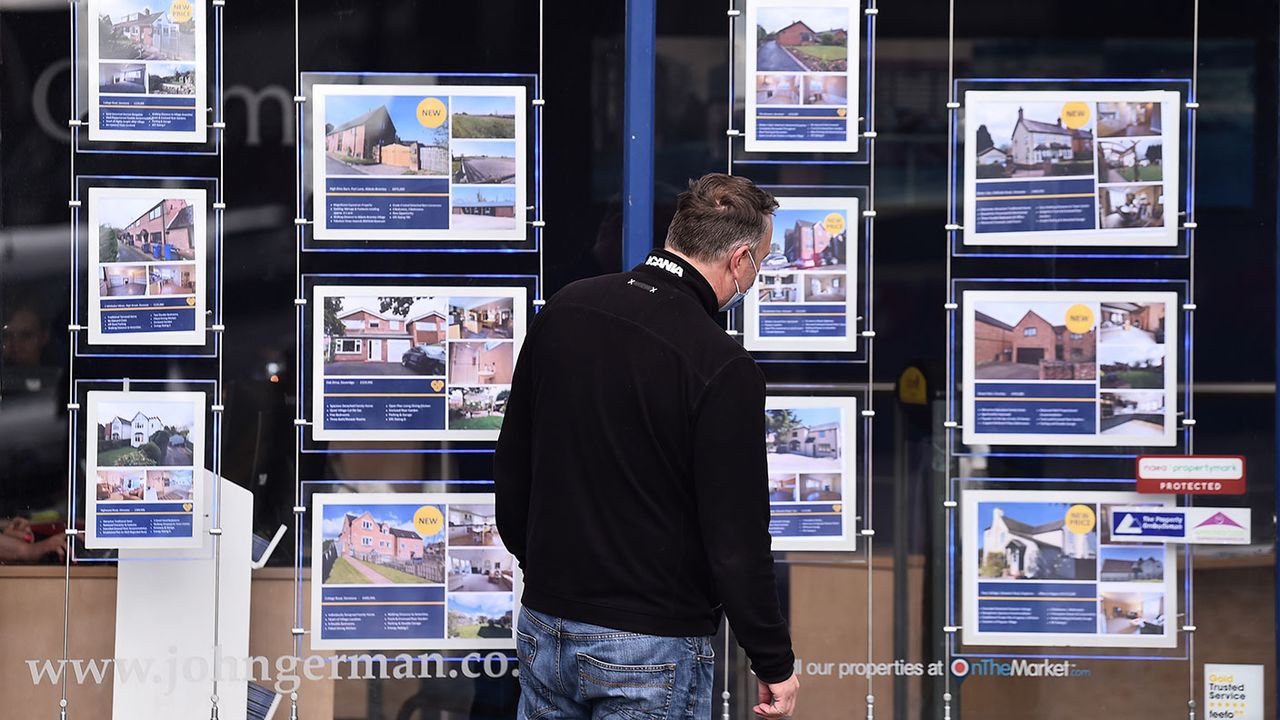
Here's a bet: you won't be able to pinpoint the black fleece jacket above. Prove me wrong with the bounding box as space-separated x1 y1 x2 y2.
494 248 794 683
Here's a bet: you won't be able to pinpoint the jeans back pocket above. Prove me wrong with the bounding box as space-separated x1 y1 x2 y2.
577 653 676 719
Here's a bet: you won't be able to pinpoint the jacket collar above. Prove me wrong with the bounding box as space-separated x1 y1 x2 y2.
632 248 720 317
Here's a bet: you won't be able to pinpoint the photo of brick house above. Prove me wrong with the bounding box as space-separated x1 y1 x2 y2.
755 7 850 73
322 296 450 375
101 197 197 263
451 187 518 230
973 302 1097 380
968 101 1096 179
769 207 847 271
97 1 197 62
321 505 446 586
326 104 397 162
324 95 450 176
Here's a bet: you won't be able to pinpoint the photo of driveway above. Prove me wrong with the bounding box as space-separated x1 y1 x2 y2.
324 361 414 376
757 40 806 72
768 452 842 474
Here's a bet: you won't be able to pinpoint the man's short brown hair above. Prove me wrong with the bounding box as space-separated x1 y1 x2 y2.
664 173 779 262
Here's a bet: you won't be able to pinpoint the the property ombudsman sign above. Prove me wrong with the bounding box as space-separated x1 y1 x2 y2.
1204 664 1263 720
1109 507 1251 545
1136 455 1246 495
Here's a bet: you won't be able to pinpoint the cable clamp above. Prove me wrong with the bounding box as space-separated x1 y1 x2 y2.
943 302 958 310
946 101 960 110
1182 221 1197 230
861 330 876 338
1185 101 1200 110
725 329 741 336
943 625 960 633
210 324 226 332
863 130 878 139
531 98 546 107
1182 418 1197 427
1182 303 1197 311
211 121 227 130
1181 624 1197 632
211 0 225 6
727 8 742 16
726 129 742 137
68 119 85 128
860 528 875 537
293 506 307 514
68 323 85 332
530 220 546 228
66 402 81 411
213 202 227 211
291 628 306 636
532 299 547 307
293 95 307 104
211 404 225 413
943 420 959 429
943 500 958 509
862 209 878 218
294 298 307 306
209 527 223 536
864 6 879 14
293 418 310 426
65 528 80 537
861 409 876 417
944 223 962 231
68 200 82 208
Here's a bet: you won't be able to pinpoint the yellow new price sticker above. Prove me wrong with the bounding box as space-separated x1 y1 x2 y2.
417 98 447 129
1061 101 1091 130
169 0 193 23
1064 304 1095 334
1065 504 1096 535
823 213 846 236
413 505 444 537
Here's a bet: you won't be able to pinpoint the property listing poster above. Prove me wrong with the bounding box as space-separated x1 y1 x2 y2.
311 285 527 442
310 493 519 651
765 396 857 551
963 90 1180 246
88 0 207 143
311 84 527 242
744 0 860 153
85 390 205 549
744 197 858 352
962 488 1177 648
962 290 1179 447
87 186 206 346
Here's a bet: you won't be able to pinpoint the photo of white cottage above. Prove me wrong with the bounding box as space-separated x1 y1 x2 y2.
978 503 1098 581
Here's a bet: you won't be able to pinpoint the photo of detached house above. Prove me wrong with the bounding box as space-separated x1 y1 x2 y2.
448 341 514 386
1099 184 1165 229
758 274 800 303
99 63 146 93
800 473 842 501
451 186 517 230
146 62 195 95
448 548 515 592
1100 344 1166 389
448 386 508 430
765 407 844 474
970 102 1095 179
96 469 145 500
448 504 501 547
97 1 198 62
765 208 848 271
96 399 195 467
755 8 849 73
322 295 449 376
1097 138 1163 183
447 593 513 639
319 503 446 586
148 263 196 296
769 474 798 502
448 297 515 339
100 265 148 297
452 139 517 184
451 96 517 139
977 502 1098 581
972 302 1097 381
1100 591 1165 635
1100 390 1166 437
98 195 198 263
1099 546 1164 583
1099 301 1165 345
1097 102 1162 138
755 74 801 105
324 95 450 176
144 468 194 500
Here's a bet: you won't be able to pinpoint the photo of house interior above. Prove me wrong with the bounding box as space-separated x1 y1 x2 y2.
977 502 1097 581
800 473 841 501
95 469 145 501
768 474 798 502
804 273 846 302
144 469 194 501
446 593 514 640
448 341 514 386
755 74 800 105
148 263 197 296
1100 390 1166 436
972 302 1096 381
100 265 148 297
1099 301 1165 344
99 62 146 93
1097 138 1163 183
448 548 514 592
758 274 799 303
321 504 446 586
803 75 848 105
448 504 500 547
1099 591 1166 635
448 297 515 339
1097 102 1162 138
1099 184 1164 229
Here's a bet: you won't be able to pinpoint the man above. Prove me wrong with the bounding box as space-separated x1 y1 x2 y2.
495 173 798 719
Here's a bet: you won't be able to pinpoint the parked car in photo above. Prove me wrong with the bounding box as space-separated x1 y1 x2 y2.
402 344 446 375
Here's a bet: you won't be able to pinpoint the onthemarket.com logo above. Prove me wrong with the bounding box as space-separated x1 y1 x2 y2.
26 652 518 695
950 658 1091 679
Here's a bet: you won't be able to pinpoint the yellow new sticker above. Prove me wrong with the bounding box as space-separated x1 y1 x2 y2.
1061 101 1090 130
417 98 447 129
1065 504 1096 535
823 212 846 236
898 366 927 406
169 0 193 23
1064 304 1095 334
414 506 444 537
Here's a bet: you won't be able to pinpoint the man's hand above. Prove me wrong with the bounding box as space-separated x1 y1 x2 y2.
753 674 799 718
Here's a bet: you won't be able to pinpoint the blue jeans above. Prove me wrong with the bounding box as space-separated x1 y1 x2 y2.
515 607 715 719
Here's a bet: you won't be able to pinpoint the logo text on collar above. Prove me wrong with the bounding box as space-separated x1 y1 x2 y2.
645 255 684 277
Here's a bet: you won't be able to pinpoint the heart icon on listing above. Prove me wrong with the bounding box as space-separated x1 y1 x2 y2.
431 380 445 393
